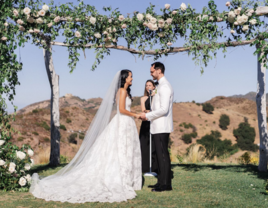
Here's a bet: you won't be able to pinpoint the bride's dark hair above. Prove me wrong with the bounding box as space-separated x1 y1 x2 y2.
120 69 132 101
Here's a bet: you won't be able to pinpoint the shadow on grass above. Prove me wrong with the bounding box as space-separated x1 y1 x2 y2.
171 163 268 180
29 163 68 175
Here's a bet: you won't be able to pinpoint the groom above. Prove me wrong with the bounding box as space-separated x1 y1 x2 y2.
140 62 174 192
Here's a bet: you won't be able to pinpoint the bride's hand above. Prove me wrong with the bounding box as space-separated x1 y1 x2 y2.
135 113 141 119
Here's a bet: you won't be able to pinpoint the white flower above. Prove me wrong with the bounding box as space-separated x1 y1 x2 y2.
75 31 81 38
107 27 112 33
242 25 249 32
42 4 49 12
23 7 31 15
158 19 165 28
4 22 8 27
167 42 172 46
112 38 117 42
112 28 116 32
28 29 34 33
172 10 177 15
150 17 157 24
166 18 173 25
249 9 255 14
54 16 61 23
230 29 235 34
90 16 96 24
143 22 148 27
36 18 43 24
27 149 34 157
118 15 125 21
16 151 26 160
234 9 240 15
148 23 158 31
19 177 27 186
103 31 108 35
238 7 242 11
108 18 112 23
9 166 15 173
237 14 248 25
165 4 170 10
13 9 19 17
30 159 34 166
9 162 16 168
38 10 46 17
249 19 257 25
19 26 25 32
180 3 187 11
146 14 152 20
234 21 238 26
217 17 223 21
0 140 5 146
47 22 53 27
25 174 31 182
226 2 231 7
34 28 40 33
0 160 5 166
158 32 164 37
246 12 252 17
24 163 31 170
209 16 214 21
137 13 144 21
94 33 101 38
17 19 24 25
27 17 35 23
228 11 236 23
121 24 127 29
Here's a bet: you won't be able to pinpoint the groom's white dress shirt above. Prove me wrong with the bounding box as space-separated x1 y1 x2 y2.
146 76 174 134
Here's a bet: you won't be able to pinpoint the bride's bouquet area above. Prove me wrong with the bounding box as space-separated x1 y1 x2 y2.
0 131 34 191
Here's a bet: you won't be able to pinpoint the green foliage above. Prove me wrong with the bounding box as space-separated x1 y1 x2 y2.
17 137 25 142
32 132 39 136
36 121 50 131
32 109 39 113
197 130 238 159
68 133 78 144
60 155 69 163
66 118 72 123
202 103 214 114
79 133 85 140
233 119 258 152
219 114 230 130
181 132 197 144
60 124 67 131
237 152 251 165
180 122 193 129
43 137 50 143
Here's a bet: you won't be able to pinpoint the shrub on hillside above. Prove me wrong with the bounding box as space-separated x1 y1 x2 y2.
32 132 39 136
36 121 50 131
60 124 67 131
66 118 72 123
219 114 230 130
68 133 78 144
233 118 258 152
32 109 39 113
202 103 214 114
182 132 198 144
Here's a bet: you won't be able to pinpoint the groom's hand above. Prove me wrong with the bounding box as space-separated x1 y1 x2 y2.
140 113 147 121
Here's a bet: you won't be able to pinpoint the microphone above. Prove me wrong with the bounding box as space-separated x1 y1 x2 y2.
149 89 152 96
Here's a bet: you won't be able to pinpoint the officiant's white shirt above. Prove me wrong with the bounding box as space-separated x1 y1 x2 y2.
146 76 174 134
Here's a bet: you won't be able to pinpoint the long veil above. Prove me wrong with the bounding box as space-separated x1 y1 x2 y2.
31 71 121 182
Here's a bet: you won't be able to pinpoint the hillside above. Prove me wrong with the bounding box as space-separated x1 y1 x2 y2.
11 94 262 164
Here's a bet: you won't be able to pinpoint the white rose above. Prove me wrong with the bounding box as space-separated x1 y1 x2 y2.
19 26 25 32
249 19 257 25
165 4 170 10
27 17 35 23
0 160 5 166
172 10 177 15
47 22 53 27
94 33 101 38
228 11 236 23
17 19 24 25
180 3 187 11
54 16 61 23
209 16 214 21
242 25 249 32
118 15 125 21
9 162 16 168
150 17 157 24
108 18 112 23
103 31 108 35
75 31 81 38
90 16 96 24
107 27 112 33
0 140 5 146
19 177 27 186
146 14 152 20
30 159 34 166
9 166 15 173
234 9 240 15
249 9 255 14
226 2 231 7
42 4 49 12
28 29 34 33
24 163 31 170
167 42 172 46
238 7 242 11
34 29 40 34
13 9 19 17
246 12 252 17
237 14 248 25
23 7 31 15
121 24 127 29
25 174 31 182
137 13 144 21
27 149 34 157
166 18 173 25
230 29 235 34
217 17 223 22
36 18 43 24
143 22 148 27
38 10 46 17
234 21 238 26
112 28 116 32
158 19 165 28
16 151 26 160
158 32 164 37
4 22 8 27
149 23 158 31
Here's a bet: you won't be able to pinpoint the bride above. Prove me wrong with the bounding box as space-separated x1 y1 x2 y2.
30 70 142 203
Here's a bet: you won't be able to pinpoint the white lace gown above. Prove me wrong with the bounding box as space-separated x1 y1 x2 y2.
30 97 142 203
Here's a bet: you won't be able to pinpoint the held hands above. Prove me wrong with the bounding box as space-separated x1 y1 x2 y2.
134 113 147 121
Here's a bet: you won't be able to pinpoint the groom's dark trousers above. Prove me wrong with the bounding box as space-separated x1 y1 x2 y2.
152 133 172 186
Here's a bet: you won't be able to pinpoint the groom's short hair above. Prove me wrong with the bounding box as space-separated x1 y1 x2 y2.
151 62 165 74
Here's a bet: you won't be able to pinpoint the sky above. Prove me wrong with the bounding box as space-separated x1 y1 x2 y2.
5 0 266 112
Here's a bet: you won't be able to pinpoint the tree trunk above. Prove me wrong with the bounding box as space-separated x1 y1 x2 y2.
256 45 268 172
43 44 60 166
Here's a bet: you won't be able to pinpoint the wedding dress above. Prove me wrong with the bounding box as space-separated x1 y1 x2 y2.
30 71 142 203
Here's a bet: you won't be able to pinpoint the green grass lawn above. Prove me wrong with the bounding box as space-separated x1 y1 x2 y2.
1 163 268 208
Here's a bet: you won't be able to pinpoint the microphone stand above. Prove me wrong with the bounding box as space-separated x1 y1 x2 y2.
144 90 157 177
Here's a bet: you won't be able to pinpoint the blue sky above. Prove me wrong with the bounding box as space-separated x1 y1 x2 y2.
6 0 266 112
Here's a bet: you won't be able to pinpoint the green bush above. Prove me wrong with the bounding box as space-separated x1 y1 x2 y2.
182 134 193 144
17 137 25 141
180 122 193 129
60 155 69 163
36 121 50 131
32 109 39 113
43 137 50 143
79 133 85 140
219 114 230 130
233 119 258 152
237 152 251 165
202 103 214 114
66 118 72 123
68 133 77 144
197 130 238 159
60 124 67 131
32 132 39 136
